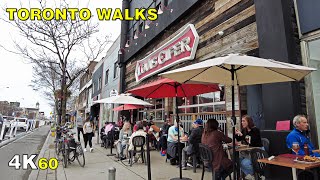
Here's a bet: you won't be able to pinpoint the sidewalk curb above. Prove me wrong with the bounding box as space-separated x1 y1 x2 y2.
27 128 52 180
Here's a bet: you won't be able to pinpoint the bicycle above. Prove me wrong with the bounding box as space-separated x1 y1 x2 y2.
55 127 85 168
67 133 85 167
54 126 69 168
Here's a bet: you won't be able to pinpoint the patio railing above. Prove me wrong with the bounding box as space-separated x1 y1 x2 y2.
172 111 228 134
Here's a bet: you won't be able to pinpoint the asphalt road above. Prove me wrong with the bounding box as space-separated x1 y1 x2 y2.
0 126 50 180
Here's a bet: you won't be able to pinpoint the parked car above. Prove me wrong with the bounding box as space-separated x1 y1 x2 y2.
14 118 28 130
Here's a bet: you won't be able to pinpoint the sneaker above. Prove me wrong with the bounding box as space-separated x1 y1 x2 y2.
90 148 93 152
245 174 255 180
160 150 166 156
182 166 187 170
83 148 87 152
187 163 193 167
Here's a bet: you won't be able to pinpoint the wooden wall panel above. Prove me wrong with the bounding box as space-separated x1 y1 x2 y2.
199 5 255 43
215 0 233 10
197 23 258 60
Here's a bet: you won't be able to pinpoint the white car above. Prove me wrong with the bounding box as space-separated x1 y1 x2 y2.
13 118 28 130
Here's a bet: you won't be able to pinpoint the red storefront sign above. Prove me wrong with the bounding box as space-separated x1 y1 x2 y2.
135 24 199 82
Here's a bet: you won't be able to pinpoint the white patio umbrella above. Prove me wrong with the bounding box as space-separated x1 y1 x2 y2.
160 54 316 179
93 94 152 106
93 93 152 173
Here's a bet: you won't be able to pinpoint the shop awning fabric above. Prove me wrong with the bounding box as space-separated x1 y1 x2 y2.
93 94 152 106
127 78 220 98
113 104 144 111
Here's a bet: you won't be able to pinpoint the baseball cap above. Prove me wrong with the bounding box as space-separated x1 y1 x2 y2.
193 119 203 125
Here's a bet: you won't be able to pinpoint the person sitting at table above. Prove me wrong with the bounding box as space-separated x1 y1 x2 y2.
115 121 132 160
286 115 320 157
202 118 232 179
147 121 161 150
235 115 263 180
100 122 108 147
167 120 185 165
181 118 204 170
159 118 172 156
128 123 147 161
133 120 142 132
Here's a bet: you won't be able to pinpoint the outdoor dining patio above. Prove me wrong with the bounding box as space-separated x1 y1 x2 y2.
93 54 317 180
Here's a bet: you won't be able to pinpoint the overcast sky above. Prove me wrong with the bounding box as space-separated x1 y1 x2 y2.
0 0 121 117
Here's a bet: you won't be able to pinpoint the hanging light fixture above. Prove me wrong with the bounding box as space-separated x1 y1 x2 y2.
134 31 138 39
125 40 130 48
157 4 163 15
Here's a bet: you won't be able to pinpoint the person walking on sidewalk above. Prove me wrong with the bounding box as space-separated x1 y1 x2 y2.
76 115 85 142
83 117 95 152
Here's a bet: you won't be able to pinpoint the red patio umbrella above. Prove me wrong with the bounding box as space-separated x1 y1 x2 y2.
113 104 144 111
128 78 220 98
128 78 220 180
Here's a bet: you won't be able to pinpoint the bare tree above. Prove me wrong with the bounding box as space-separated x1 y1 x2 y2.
1 0 111 124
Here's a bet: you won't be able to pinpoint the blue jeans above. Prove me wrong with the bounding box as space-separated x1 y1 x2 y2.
240 147 265 175
240 157 254 175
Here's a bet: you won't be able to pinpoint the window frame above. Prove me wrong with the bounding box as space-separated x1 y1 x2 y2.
113 62 118 79
105 69 109 85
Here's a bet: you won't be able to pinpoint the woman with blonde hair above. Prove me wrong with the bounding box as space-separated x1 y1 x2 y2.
116 121 132 160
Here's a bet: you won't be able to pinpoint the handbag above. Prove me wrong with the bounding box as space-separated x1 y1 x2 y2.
186 144 193 155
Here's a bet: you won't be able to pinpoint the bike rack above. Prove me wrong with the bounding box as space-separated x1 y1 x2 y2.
0 123 6 141
9 122 18 138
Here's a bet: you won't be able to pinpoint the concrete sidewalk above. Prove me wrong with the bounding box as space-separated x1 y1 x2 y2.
30 129 213 180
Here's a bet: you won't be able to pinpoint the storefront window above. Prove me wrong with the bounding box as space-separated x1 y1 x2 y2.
199 105 214 113
308 38 320 134
141 98 164 121
177 87 226 113
198 93 214 104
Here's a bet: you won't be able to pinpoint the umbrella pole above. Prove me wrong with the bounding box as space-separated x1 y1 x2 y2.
170 85 191 180
231 65 237 180
146 133 152 180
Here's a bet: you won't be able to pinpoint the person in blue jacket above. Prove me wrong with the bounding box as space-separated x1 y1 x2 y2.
286 115 320 157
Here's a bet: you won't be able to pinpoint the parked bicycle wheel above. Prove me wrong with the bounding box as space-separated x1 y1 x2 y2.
54 140 59 155
56 141 63 161
76 143 85 167
63 143 68 168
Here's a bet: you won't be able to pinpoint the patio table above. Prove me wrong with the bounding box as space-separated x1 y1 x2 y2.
258 154 320 180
